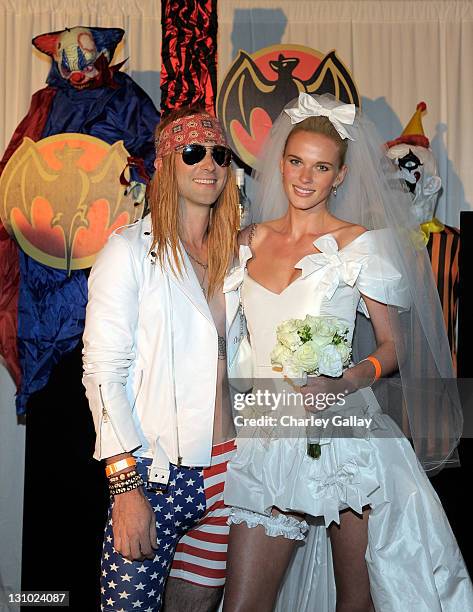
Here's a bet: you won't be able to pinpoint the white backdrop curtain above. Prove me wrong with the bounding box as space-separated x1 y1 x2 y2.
218 0 473 228
1 1 471 226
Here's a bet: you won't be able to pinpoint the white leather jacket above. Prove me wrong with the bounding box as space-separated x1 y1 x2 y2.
82 216 241 477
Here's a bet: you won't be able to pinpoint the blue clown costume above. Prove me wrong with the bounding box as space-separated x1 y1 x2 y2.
0 26 160 413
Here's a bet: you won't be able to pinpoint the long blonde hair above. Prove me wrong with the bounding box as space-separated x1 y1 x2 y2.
148 107 239 297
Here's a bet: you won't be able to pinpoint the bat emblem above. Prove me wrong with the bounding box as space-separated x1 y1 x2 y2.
217 44 360 169
0 133 141 272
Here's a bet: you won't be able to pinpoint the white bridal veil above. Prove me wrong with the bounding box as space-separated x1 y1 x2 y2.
251 93 462 472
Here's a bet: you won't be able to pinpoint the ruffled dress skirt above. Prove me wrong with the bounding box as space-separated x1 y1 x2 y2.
224 387 473 611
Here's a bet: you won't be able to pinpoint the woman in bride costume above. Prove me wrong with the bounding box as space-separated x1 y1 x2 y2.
221 93 472 611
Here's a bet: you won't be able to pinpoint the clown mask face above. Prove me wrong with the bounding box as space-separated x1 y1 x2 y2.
387 143 442 224
396 149 423 193
33 26 124 90
55 28 100 87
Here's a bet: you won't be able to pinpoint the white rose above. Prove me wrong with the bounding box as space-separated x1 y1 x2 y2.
335 343 351 366
276 319 303 351
304 314 317 324
270 343 293 367
303 314 319 333
277 318 300 335
317 318 338 336
311 331 334 350
278 331 302 351
292 341 319 373
318 344 343 377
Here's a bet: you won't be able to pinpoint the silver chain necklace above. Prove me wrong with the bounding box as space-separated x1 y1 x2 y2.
185 249 208 270
184 248 208 293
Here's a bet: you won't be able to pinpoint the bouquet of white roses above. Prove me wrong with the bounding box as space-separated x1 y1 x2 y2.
270 315 352 458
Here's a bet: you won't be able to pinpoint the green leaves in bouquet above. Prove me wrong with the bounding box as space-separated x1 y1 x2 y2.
298 324 312 343
332 328 349 345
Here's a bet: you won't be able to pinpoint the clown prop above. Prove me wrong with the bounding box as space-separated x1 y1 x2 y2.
387 102 459 368
0 26 160 413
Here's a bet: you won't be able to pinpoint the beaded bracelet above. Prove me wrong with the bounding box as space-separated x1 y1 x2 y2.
109 481 143 495
110 477 142 490
109 473 142 488
110 483 143 497
108 470 142 487
109 474 144 497
108 469 139 484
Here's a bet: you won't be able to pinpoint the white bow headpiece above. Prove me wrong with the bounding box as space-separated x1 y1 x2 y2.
284 93 356 141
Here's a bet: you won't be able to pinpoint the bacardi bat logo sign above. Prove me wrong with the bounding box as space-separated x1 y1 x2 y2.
217 44 360 169
0 133 139 271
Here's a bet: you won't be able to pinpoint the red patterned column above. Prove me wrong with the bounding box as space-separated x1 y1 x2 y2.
161 0 218 116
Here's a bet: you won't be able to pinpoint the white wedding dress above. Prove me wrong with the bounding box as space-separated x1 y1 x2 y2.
223 229 473 611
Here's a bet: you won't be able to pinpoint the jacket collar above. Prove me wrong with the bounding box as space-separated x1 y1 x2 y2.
141 215 214 325
169 248 214 325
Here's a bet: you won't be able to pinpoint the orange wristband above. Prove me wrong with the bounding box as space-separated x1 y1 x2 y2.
364 356 382 381
105 457 137 478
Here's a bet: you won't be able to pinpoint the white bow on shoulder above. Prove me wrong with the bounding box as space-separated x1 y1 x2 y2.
284 93 356 141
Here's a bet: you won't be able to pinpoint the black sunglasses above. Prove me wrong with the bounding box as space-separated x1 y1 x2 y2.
179 144 232 167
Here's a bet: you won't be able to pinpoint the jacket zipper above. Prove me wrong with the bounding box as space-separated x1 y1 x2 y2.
98 384 126 452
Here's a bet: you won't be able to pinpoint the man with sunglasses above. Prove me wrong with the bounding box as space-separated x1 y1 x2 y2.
82 108 241 612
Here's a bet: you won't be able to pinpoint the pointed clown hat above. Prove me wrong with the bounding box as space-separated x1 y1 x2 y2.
386 102 430 149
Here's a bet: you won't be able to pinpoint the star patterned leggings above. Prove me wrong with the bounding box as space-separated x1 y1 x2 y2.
101 440 236 612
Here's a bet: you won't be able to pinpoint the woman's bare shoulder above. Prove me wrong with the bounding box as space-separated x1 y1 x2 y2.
329 220 368 249
342 223 368 239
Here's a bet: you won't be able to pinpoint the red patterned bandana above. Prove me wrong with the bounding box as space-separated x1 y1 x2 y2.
156 113 227 158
